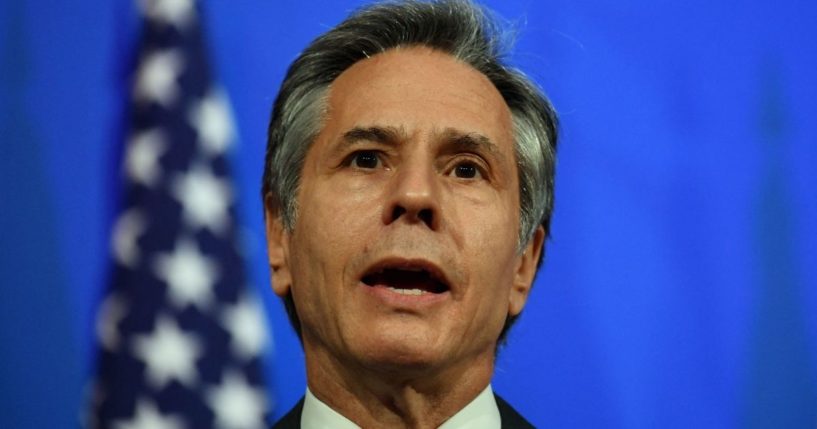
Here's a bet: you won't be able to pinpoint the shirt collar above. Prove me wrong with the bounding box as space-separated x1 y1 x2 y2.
301 385 501 429
301 388 359 429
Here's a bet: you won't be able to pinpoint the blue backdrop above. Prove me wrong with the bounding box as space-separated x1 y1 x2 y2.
1 0 816 428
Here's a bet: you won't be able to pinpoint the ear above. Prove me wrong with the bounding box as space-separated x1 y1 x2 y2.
264 196 293 298
509 226 545 316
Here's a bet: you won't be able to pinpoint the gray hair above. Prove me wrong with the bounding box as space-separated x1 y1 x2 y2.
262 0 558 342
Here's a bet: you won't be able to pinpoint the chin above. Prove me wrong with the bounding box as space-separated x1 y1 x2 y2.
353 332 447 375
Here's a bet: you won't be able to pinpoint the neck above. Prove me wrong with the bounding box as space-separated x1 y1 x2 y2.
303 341 495 429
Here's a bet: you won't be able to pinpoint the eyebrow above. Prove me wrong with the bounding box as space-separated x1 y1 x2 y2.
340 126 407 148
436 128 504 161
334 125 506 163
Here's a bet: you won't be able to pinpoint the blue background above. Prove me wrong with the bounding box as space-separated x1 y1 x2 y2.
1 0 816 427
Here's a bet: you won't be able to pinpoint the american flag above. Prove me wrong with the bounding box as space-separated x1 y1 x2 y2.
90 1 271 428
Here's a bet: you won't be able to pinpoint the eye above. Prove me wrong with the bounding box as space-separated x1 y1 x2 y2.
349 151 381 169
449 160 483 179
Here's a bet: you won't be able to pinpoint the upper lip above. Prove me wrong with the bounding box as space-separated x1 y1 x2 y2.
359 257 452 292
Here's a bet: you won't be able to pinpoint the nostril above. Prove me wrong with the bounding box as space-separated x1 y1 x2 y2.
389 205 435 228
418 208 433 227
391 206 407 222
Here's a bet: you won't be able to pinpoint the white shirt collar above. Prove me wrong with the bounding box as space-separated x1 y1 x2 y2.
437 385 501 429
301 385 501 429
301 387 359 429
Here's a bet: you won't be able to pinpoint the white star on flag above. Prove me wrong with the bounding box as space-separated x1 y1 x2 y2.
96 293 128 351
154 238 218 310
93 1 272 425
133 315 203 389
112 209 148 268
207 371 268 429
134 50 184 107
114 399 186 429
189 87 235 156
126 129 167 187
222 293 269 360
172 164 232 235
139 0 196 29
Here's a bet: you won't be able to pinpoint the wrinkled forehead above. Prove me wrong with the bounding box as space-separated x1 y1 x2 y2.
322 46 514 151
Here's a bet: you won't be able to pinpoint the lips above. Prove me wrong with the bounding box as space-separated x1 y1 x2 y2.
360 259 450 295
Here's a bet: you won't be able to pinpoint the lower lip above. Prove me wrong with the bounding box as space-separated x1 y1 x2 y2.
360 282 449 308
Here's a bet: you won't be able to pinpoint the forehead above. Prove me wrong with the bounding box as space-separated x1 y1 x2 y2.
322 46 514 148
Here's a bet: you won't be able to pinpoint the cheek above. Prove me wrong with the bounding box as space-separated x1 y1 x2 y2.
462 203 520 290
467 200 518 251
289 180 382 290
287 219 348 338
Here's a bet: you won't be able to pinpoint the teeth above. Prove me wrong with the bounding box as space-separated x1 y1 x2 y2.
387 287 427 296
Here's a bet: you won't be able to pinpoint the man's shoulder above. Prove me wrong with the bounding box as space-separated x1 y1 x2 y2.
494 393 535 429
270 397 304 429
271 394 534 429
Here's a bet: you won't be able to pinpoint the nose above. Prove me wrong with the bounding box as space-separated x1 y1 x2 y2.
383 156 441 230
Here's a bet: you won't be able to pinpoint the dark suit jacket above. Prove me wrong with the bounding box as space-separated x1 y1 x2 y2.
271 393 534 429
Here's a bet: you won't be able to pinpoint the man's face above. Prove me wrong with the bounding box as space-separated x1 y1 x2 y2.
267 47 542 377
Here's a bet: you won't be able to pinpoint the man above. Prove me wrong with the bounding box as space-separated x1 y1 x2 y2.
262 0 557 427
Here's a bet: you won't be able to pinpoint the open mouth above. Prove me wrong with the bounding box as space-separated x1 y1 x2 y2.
361 263 449 296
